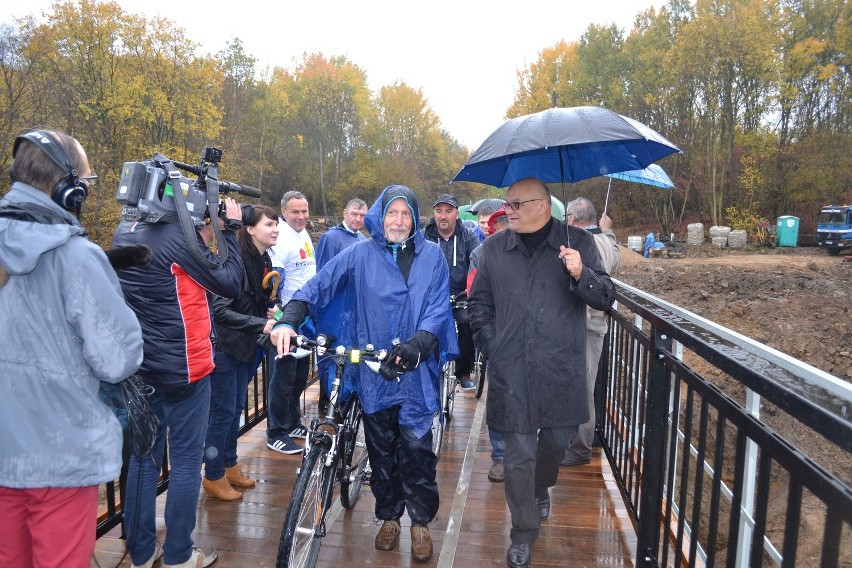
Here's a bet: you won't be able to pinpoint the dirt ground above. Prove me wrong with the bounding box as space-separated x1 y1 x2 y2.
614 242 852 381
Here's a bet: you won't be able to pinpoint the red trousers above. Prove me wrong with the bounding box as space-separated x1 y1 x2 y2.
0 485 98 568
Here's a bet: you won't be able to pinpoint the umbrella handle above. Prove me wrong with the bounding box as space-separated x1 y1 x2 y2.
561 223 572 276
603 178 611 216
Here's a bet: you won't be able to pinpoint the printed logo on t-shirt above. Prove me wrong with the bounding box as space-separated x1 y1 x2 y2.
299 242 314 260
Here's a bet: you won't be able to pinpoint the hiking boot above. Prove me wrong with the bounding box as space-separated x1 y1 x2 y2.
225 464 255 488
267 437 303 455
202 476 242 501
374 519 401 551
410 524 433 562
130 542 162 568
488 459 505 482
163 547 217 568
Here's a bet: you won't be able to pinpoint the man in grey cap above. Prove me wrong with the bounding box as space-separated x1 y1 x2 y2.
423 193 481 390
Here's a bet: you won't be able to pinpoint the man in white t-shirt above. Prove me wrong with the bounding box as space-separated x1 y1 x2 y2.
266 191 316 454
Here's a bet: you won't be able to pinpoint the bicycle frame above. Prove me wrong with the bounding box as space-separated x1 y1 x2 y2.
277 336 387 568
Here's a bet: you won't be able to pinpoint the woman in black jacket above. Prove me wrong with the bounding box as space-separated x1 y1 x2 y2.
203 205 279 500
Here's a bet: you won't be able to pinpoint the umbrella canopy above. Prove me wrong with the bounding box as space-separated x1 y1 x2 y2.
603 163 674 215
452 106 681 188
605 163 674 189
469 198 505 214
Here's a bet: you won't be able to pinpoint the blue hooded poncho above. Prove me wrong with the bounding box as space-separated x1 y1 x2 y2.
292 185 459 436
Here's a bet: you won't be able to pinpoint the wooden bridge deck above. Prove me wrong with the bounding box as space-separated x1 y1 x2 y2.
93 382 637 567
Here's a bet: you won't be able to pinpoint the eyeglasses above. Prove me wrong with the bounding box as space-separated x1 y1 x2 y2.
502 198 544 211
80 174 98 184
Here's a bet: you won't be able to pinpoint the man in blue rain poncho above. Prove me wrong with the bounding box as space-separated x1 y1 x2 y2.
271 185 458 564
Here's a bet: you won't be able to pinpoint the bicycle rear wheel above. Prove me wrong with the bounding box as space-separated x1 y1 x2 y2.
340 397 368 509
474 349 486 399
277 442 332 568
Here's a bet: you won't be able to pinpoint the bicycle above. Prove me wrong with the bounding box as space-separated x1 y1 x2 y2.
276 334 393 568
432 291 479 457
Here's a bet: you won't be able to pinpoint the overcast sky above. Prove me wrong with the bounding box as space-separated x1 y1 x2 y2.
3 0 667 150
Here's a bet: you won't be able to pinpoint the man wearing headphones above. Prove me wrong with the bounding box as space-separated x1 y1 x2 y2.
0 128 144 567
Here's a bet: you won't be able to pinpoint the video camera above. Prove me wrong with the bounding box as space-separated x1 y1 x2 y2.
116 147 261 226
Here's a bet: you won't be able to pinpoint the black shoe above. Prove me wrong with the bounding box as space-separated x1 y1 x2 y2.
506 543 531 568
318 401 329 415
535 495 550 520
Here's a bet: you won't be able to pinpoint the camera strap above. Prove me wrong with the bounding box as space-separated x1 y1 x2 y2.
158 158 228 269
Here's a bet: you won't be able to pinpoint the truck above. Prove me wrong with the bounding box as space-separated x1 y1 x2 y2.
816 204 852 255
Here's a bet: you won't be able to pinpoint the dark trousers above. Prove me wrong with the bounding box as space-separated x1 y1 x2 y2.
267 352 310 440
503 426 578 545
205 351 254 479
362 406 439 525
453 306 474 377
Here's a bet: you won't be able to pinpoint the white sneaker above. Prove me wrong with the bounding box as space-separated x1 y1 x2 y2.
131 542 163 568
163 547 218 568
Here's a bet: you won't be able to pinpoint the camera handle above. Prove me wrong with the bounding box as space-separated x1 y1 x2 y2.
157 157 229 269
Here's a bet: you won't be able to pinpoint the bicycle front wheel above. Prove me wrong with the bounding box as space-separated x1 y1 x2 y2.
442 360 456 423
277 443 332 568
340 397 368 509
474 349 486 399
431 410 444 459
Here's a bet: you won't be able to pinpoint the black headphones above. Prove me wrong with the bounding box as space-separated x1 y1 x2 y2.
12 130 89 211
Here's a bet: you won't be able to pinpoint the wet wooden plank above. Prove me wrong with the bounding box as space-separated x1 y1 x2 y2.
93 382 637 567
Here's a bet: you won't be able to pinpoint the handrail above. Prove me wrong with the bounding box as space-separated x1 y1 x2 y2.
601 280 851 568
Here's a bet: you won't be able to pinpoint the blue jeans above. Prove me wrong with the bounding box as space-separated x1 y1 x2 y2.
125 379 211 567
488 426 505 461
204 351 254 480
267 351 310 440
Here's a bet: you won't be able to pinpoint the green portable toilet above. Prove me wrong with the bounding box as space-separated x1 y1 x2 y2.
776 215 800 247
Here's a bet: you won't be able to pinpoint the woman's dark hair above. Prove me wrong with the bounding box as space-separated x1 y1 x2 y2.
9 128 85 194
237 204 278 256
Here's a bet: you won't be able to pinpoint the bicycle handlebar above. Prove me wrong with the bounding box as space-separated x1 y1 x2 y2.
292 334 403 381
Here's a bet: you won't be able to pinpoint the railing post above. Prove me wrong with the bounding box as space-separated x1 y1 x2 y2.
637 326 672 567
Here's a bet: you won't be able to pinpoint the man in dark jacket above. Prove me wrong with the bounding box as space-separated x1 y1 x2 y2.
423 194 481 390
468 177 615 568
112 199 244 568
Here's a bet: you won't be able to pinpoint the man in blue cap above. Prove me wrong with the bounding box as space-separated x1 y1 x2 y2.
271 185 458 563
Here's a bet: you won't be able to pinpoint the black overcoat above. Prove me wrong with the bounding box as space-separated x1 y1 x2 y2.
468 218 615 433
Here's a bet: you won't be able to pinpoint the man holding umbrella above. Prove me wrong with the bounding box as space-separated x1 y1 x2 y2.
468 177 615 568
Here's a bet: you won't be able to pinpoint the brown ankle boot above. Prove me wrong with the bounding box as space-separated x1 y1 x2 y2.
202 476 242 501
374 519 401 551
410 524 433 562
225 464 256 488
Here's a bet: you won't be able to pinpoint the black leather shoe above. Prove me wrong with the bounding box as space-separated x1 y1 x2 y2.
506 543 531 568
535 495 550 520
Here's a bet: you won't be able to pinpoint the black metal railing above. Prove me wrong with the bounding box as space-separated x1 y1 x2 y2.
602 280 851 567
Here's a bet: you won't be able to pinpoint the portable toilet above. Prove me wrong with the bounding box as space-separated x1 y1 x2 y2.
776 215 800 247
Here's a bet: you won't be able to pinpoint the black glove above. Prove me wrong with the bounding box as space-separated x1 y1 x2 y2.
394 341 421 370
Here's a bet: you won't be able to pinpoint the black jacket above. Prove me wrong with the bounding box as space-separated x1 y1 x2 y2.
422 218 480 296
212 248 272 363
468 218 615 433
112 220 243 387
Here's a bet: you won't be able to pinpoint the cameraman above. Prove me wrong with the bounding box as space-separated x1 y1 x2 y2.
112 197 244 568
0 128 144 567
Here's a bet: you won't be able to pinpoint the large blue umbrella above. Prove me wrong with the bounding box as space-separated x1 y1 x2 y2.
452 106 681 189
603 163 674 214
